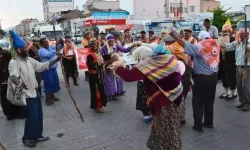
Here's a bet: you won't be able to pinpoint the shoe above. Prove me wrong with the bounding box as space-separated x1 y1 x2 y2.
144 116 153 123
46 100 54 106
23 140 36 147
236 103 244 108
95 108 105 113
118 91 126 96
241 105 250 111
7 116 16 121
192 126 204 132
74 83 79 86
225 94 237 100
112 96 118 100
219 93 228 99
37 136 50 142
203 124 214 128
52 98 60 102
180 120 186 126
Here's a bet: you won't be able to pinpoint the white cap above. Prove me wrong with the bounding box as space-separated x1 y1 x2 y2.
198 31 211 40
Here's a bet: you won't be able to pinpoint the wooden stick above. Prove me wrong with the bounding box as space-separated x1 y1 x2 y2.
0 142 7 150
52 21 84 123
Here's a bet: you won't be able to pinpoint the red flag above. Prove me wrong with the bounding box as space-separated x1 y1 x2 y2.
76 48 89 70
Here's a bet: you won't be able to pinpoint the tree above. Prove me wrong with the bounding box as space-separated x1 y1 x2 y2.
209 7 228 32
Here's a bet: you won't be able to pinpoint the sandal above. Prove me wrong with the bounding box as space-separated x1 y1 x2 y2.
219 93 228 99
46 100 54 106
52 98 60 102
95 108 105 113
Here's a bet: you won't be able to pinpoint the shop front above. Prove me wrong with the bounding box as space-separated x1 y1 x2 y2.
82 11 129 33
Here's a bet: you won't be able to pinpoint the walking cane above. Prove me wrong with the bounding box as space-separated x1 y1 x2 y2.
0 142 7 150
243 14 248 80
51 18 84 123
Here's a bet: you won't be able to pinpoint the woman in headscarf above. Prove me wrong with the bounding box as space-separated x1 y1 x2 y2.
218 22 237 99
100 34 135 100
132 46 153 123
0 48 26 120
163 35 192 125
86 40 107 113
110 44 183 150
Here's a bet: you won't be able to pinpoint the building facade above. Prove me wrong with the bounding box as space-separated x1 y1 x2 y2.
133 0 201 20
201 0 220 12
43 0 74 21
83 0 120 11
14 19 39 36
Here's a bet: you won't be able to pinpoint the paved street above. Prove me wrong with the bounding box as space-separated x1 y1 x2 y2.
1 69 250 150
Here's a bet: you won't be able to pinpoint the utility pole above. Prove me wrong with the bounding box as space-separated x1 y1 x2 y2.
164 0 169 18
180 0 183 20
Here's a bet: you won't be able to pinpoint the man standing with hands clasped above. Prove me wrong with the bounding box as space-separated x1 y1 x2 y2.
8 30 62 147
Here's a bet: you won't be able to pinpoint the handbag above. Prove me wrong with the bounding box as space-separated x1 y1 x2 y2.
6 60 26 106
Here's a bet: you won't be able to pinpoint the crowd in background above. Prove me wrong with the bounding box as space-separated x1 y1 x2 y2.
1 17 250 150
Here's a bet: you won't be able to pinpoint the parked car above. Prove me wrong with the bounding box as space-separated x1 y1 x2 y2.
72 34 83 44
237 20 250 30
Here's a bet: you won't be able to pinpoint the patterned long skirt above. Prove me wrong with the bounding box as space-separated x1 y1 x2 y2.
136 81 151 116
147 104 181 150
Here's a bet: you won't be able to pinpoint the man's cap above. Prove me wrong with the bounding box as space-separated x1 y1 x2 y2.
183 28 192 33
100 31 106 35
65 34 72 38
148 30 154 34
9 30 27 49
198 31 211 40
162 35 175 42
140 31 146 34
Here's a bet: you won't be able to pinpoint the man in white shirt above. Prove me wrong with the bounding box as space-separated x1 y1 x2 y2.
203 18 219 39
8 30 61 147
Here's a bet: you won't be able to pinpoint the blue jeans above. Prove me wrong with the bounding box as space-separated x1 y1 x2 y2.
22 92 43 141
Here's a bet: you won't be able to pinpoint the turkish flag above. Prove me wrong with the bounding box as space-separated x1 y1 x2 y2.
76 48 89 71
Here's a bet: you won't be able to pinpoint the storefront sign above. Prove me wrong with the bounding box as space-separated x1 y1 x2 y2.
83 19 126 27
92 12 129 20
115 25 134 31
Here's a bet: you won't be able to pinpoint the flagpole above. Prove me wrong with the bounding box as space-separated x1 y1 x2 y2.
52 15 84 123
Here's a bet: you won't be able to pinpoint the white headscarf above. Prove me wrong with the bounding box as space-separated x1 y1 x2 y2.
132 46 153 62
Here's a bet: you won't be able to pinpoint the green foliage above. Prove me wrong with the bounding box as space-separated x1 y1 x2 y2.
210 7 228 32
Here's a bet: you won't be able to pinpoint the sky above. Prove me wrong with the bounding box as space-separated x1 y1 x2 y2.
0 0 249 29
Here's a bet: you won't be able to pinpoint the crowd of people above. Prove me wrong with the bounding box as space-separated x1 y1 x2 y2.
0 17 250 149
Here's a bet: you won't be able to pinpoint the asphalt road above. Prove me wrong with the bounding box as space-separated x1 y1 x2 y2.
1 69 250 150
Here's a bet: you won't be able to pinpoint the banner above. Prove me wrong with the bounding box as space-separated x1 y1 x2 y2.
76 48 89 71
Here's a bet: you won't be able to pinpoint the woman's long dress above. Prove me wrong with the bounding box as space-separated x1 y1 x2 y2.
116 67 182 150
86 53 107 109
